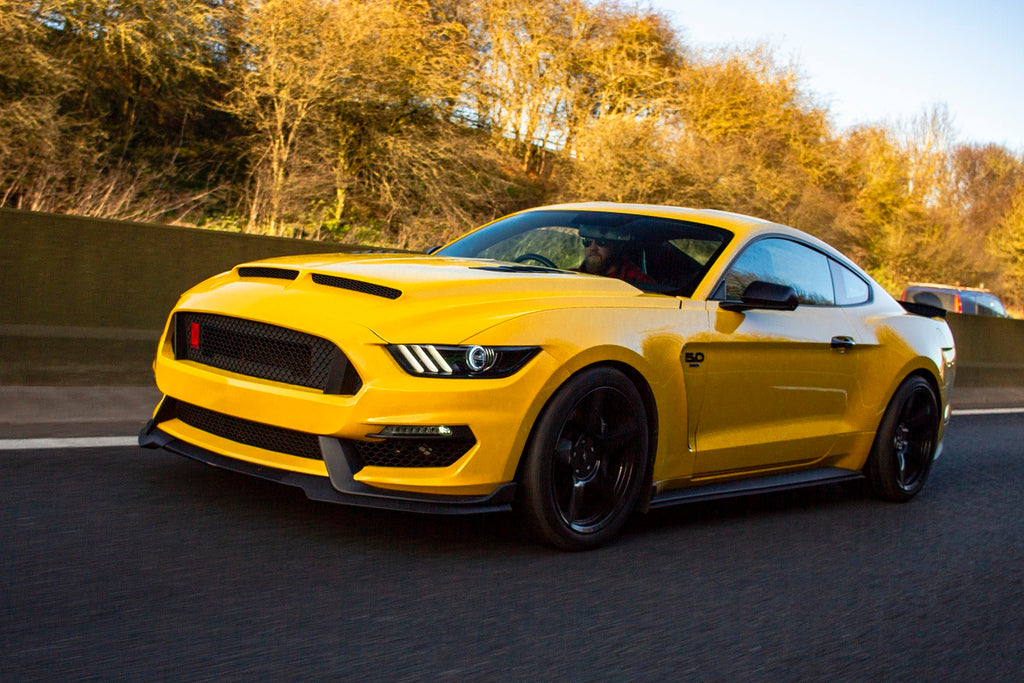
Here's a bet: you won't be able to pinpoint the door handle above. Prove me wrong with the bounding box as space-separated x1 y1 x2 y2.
830 336 856 351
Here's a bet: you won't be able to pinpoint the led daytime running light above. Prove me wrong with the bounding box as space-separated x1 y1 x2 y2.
388 344 539 378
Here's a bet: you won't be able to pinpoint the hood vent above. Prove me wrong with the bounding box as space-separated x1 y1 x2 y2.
237 266 299 280
471 265 566 274
311 272 401 300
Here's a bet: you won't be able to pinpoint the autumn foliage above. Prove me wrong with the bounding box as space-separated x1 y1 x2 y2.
2 0 1023 308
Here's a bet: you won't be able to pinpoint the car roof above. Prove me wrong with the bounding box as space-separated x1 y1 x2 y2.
525 202 779 237
904 283 994 294
524 202 844 255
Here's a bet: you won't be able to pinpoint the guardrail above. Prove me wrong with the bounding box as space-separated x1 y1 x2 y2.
3 209 1024 406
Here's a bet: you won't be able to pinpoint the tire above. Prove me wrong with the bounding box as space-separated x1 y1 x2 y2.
865 375 940 501
518 367 650 550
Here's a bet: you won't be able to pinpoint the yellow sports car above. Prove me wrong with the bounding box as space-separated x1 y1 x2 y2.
140 203 956 550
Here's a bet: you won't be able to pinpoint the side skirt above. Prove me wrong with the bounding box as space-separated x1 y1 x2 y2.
648 467 864 510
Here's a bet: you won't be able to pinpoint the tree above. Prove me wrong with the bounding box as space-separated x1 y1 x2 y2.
0 0 85 208
949 142 1024 237
671 46 838 229
32 0 221 154
559 4 690 203
458 0 595 174
830 109 1011 293
988 182 1024 312
220 0 475 236
218 0 346 233
1 0 236 218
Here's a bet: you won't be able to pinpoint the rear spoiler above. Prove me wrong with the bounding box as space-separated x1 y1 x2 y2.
899 301 947 319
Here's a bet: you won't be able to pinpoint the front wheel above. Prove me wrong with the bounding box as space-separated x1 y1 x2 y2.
865 375 940 501
518 367 650 550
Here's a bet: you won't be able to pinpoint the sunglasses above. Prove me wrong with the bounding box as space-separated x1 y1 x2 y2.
581 237 610 248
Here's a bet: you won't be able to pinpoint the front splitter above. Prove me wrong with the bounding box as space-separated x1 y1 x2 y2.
139 422 516 515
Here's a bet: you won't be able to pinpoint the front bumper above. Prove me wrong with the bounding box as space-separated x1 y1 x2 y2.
150 313 561 495
139 419 517 514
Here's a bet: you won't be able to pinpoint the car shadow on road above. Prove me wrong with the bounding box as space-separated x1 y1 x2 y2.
154 455 533 554
630 481 869 536
152 454 884 555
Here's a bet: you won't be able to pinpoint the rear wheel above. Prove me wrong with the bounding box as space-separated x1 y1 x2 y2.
865 375 940 501
519 367 649 550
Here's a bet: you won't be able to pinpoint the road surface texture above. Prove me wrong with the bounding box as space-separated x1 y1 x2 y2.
2 413 1022 679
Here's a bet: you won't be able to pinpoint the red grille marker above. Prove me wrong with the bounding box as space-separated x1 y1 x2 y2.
189 322 200 349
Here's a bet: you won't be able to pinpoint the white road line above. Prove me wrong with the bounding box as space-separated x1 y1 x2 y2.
0 406 1021 451
0 436 139 451
952 407 1024 416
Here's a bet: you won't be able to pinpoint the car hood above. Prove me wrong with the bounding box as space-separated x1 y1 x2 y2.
177 252 681 343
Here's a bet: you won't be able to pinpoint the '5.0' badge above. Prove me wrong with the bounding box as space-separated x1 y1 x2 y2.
684 351 705 367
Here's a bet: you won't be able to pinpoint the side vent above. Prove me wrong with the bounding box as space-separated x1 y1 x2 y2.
237 266 299 280
311 273 401 300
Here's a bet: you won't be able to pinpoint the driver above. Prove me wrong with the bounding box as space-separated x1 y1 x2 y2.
577 227 652 282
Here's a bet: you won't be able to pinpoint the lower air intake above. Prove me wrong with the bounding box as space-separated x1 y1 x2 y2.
176 401 323 461
350 437 474 468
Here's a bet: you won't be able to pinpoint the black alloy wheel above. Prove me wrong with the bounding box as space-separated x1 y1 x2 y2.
519 367 649 550
866 375 940 501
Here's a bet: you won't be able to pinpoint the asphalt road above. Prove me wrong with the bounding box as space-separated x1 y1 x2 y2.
3 414 1023 680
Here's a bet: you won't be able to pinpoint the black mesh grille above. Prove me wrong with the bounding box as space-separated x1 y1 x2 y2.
351 438 473 468
174 313 359 393
237 266 299 280
177 401 322 461
311 273 401 300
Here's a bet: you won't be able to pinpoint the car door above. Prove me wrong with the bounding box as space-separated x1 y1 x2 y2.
690 237 862 476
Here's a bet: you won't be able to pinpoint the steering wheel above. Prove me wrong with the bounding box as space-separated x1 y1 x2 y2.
513 253 557 268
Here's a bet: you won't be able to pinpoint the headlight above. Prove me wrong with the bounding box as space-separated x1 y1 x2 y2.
388 344 540 378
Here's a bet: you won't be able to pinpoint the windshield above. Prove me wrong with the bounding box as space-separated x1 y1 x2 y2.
437 210 732 296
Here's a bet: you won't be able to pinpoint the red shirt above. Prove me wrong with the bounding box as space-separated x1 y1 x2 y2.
610 259 654 283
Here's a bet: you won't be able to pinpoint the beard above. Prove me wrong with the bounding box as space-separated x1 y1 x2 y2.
582 252 609 274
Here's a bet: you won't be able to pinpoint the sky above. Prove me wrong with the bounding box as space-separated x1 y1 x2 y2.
649 0 1024 151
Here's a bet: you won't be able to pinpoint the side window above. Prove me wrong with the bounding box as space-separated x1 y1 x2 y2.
959 292 978 315
723 238 835 305
829 259 871 306
973 293 1008 317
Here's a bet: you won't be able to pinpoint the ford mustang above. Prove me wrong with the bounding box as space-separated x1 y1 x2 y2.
140 203 956 550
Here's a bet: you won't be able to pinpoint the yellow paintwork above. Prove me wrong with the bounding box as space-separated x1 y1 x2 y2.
149 203 955 500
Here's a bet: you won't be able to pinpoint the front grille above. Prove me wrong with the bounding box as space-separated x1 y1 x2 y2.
174 313 360 394
177 401 322 461
237 266 299 280
351 437 474 468
311 273 402 300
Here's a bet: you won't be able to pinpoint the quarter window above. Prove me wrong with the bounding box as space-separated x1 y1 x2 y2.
830 260 871 305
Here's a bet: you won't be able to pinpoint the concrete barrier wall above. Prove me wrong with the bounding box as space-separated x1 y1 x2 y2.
945 313 1024 388
1 209 356 384
1 208 356 330
4 209 1024 394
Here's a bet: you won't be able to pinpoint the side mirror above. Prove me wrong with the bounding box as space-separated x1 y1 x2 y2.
425 245 442 255
720 280 799 312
